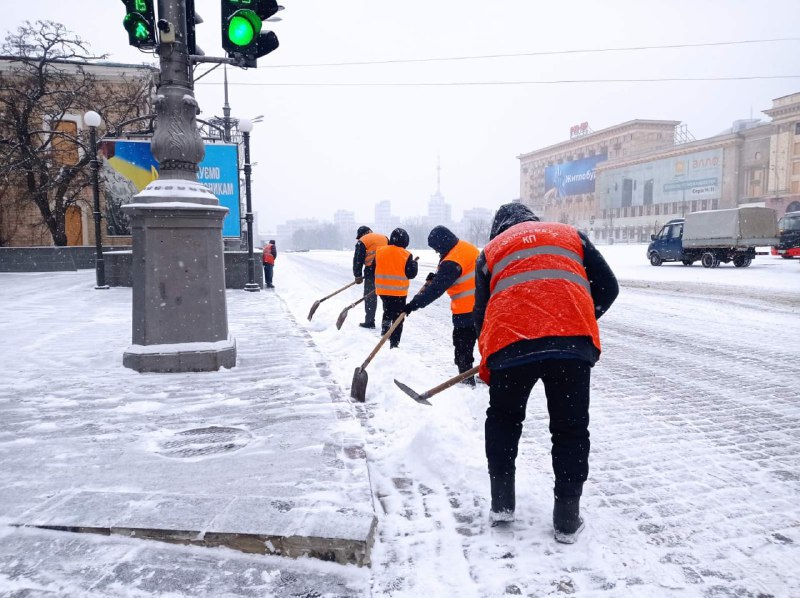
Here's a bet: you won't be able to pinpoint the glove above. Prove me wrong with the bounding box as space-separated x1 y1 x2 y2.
403 302 417 315
414 256 420 262
354 276 364 284
425 272 435 282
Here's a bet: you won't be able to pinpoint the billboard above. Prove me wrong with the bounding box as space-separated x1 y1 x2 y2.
544 153 607 198
100 140 241 237
598 148 723 209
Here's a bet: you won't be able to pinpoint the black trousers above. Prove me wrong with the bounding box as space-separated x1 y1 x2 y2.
486 359 590 499
380 295 406 347
453 325 477 373
363 267 377 325
262 263 274 287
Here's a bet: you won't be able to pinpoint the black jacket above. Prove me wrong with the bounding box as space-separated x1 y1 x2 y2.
353 235 388 277
406 226 473 327
474 203 619 368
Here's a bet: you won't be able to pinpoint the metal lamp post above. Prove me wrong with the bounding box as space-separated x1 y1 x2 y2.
84 110 108 289
239 118 260 292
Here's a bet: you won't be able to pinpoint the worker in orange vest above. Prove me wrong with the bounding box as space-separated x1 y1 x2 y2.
353 226 389 328
262 239 277 289
403 226 480 385
374 228 418 348
474 203 618 543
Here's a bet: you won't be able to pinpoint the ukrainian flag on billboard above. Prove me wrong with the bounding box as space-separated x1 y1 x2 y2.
102 140 241 237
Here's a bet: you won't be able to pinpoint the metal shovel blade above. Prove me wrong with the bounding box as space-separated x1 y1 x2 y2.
307 300 321 321
351 366 368 402
335 307 350 330
393 379 432 406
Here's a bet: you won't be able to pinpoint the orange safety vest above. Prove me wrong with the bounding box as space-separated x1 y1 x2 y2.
478 221 600 372
360 232 388 268
375 245 411 297
443 240 480 314
262 244 275 265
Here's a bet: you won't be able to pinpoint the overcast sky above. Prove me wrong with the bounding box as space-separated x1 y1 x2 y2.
4 0 800 233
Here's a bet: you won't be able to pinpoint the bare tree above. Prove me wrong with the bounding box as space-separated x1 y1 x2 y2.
0 21 153 246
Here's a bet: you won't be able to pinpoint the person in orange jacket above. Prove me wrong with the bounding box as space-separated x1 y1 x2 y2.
374 228 419 348
262 240 277 289
403 226 480 385
474 203 618 543
353 226 388 328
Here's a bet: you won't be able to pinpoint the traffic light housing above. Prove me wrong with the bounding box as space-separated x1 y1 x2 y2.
121 0 157 48
221 0 280 67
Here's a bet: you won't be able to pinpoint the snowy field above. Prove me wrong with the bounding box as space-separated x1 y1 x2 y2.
1 243 798 597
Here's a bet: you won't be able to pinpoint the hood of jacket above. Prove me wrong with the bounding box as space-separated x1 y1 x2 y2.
489 203 540 240
427 225 459 257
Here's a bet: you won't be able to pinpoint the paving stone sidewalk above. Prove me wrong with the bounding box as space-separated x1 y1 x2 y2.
0 272 375 595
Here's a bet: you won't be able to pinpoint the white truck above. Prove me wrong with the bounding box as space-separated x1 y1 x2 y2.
647 207 780 268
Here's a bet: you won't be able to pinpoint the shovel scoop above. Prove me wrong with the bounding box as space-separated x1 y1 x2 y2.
350 313 406 402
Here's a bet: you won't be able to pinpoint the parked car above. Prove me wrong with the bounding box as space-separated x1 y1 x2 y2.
770 211 800 259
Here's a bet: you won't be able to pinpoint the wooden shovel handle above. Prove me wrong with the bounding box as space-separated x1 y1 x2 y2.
345 289 375 309
360 313 406 370
420 366 480 400
319 280 358 303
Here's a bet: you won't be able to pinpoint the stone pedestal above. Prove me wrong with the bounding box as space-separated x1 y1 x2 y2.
122 180 236 373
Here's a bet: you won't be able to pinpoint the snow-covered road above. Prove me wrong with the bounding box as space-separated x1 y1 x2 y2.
279 247 800 597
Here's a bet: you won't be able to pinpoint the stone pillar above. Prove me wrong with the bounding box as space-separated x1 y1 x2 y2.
122 0 236 372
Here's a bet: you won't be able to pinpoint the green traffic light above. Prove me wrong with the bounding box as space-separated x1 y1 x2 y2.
227 10 261 47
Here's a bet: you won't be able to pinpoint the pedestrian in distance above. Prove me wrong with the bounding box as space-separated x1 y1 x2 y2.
403 225 480 385
374 228 419 348
262 239 277 289
474 203 619 543
353 226 388 329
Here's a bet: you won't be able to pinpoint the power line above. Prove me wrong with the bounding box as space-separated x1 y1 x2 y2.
197 74 800 87
256 37 800 69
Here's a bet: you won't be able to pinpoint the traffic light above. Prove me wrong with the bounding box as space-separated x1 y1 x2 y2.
186 0 205 56
221 0 280 67
121 0 157 48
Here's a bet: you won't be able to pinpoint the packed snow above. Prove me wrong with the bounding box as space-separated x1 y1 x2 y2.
0 243 798 597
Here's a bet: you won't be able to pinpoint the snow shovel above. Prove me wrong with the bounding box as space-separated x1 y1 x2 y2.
350 313 406 402
394 366 480 406
307 281 358 321
336 291 376 330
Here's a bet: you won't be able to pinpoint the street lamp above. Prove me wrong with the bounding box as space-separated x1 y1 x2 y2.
239 118 260 292
84 110 108 289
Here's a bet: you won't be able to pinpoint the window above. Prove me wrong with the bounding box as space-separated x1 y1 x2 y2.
643 179 654 205
52 120 79 166
794 142 800 156
793 161 800 175
691 200 698 212
755 151 762 160
796 122 800 135
792 181 800 194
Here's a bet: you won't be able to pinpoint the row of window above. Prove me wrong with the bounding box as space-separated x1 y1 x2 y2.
600 198 720 220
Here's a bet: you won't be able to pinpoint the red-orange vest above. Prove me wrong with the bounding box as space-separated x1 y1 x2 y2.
262 244 275 265
360 232 388 268
443 240 480 314
375 245 411 297
478 221 600 371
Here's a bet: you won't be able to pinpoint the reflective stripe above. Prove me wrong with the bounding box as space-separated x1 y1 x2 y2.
450 288 475 300
376 274 407 281
493 246 582 279
366 250 376 256
454 270 475 285
376 283 409 291
492 269 591 295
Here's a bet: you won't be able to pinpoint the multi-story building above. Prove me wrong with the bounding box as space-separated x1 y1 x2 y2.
333 209 356 240
459 207 493 246
0 58 155 247
518 120 679 230
427 190 452 226
374 200 393 235
762 92 800 215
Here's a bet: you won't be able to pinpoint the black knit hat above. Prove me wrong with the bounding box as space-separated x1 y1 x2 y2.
356 226 372 239
389 228 410 248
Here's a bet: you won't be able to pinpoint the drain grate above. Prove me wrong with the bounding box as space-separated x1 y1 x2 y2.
157 426 252 459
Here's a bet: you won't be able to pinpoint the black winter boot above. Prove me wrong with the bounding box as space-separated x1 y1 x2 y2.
489 472 515 524
553 498 584 543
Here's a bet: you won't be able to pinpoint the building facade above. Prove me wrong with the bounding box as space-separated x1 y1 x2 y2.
0 58 155 247
762 92 800 215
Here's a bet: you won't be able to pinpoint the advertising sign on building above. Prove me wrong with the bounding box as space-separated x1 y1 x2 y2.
99 140 241 237
544 153 607 198
598 148 723 209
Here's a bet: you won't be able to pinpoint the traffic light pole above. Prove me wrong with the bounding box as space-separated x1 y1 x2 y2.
122 0 236 373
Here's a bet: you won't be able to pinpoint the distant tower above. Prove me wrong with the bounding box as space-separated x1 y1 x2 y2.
428 157 452 224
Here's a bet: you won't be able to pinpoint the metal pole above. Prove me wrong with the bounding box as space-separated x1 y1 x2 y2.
89 125 108 289
243 130 259 291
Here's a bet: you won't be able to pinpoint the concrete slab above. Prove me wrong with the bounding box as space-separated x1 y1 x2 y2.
0 273 376 567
